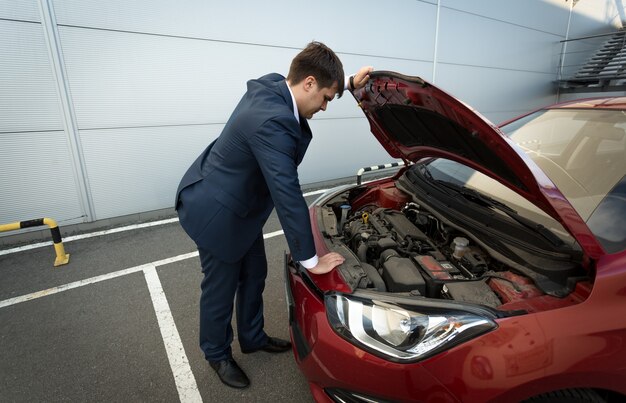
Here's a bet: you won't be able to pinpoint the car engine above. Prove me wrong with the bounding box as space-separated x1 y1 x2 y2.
315 175 592 314
334 202 509 308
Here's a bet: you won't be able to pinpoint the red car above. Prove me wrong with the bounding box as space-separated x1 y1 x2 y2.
285 71 626 402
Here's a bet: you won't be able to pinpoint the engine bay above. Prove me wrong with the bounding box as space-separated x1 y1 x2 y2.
318 179 592 314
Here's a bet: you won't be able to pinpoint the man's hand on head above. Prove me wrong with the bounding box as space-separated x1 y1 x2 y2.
307 252 345 275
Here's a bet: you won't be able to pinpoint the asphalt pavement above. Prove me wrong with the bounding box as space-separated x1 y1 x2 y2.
0 193 325 402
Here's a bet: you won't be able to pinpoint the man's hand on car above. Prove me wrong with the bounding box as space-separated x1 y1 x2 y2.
308 252 345 274
351 66 374 90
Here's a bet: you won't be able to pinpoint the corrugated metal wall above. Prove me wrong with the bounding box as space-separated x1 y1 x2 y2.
0 0 622 226
0 0 85 226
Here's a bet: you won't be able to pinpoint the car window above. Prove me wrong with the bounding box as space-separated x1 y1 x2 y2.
587 175 626 254
502 109 626 223
507 111 587 157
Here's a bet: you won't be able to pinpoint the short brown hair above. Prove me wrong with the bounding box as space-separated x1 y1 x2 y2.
287 41 345 98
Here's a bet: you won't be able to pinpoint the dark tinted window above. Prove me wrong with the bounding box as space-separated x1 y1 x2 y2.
587 175 626 254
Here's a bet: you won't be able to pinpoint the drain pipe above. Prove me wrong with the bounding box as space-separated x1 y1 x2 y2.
432 0 441 83
558 0 575 102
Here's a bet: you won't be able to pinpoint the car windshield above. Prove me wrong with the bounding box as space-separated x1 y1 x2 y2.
428 107 626 253
502 108 626 221
426 158 577 245
502 108 626 253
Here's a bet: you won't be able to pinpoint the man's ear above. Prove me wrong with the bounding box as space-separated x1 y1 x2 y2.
303 76 316 92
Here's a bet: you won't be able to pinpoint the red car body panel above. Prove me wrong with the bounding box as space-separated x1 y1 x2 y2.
288 248 626 402
288 73 626 402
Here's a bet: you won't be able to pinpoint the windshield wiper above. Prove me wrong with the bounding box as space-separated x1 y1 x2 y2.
435 180 515 212
418 164 434 181
434 180 564 247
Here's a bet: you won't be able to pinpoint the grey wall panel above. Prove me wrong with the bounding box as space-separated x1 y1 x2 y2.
0 131 83 224
569 0 623 37
58 26 295 129
59 26 434 129
299 118 391 184
435 64 557 124
0 0 40 22
341 55 434 83
437 7 562 74
441 0 570 35
0 20 63 133
80 125 221 220
605 1 626 28
52 0 437 61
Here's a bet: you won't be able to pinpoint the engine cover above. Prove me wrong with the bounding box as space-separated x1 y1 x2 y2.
380 250 426 294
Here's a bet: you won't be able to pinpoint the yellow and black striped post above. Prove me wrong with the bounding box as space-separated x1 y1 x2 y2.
0 218 70 266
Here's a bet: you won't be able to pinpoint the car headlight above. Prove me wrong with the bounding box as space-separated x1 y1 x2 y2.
326 293 497 362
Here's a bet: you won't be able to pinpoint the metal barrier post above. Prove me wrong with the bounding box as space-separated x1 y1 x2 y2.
0 218 70 266
356 162 408 185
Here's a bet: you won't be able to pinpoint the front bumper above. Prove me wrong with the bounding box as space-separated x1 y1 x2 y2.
284 255 457 403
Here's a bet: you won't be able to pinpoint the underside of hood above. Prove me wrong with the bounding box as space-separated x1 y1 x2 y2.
350 71 604 259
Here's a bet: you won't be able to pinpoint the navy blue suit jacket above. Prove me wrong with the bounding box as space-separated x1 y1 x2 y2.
175 73 316 264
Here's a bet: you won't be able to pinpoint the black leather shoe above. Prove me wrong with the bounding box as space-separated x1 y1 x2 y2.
209 358 250 389
242 336 292 354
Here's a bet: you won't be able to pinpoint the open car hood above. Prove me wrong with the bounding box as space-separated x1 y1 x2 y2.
351 71 604 259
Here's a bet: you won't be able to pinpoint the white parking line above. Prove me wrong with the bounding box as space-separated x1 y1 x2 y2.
0 230 288 402
302 189 329 197
145 265 202 403
0 218 181 256
0 265 145 309
0 252 200 309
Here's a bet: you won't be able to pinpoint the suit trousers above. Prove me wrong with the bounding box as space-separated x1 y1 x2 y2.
198 233 269 362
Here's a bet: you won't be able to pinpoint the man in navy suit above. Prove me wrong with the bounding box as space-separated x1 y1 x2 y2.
176 42 372 388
